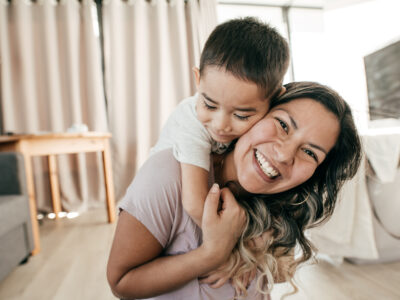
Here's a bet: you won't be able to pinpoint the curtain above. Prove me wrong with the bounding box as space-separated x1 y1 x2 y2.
0 0 108 213
102 0 218 199
0 0 217 213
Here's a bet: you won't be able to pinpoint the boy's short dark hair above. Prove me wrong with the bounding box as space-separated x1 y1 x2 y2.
200 17 290 99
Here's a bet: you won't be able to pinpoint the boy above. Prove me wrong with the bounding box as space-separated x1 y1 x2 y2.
150 17 289 226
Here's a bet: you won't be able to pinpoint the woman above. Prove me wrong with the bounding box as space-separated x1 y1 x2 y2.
107 82 362 299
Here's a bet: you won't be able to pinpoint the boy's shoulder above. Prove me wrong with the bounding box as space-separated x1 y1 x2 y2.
175 94 198 113
167 94 201 127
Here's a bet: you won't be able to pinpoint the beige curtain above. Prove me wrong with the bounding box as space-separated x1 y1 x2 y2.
0 0 217 213
102 0 218 199
0 0 108 213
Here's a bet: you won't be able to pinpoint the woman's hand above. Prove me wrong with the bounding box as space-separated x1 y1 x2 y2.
200 184 246 267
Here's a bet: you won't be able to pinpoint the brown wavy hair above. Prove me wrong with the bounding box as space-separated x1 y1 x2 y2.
224 82 362 298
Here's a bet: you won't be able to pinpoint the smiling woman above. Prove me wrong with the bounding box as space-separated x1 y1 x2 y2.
107 81 362 299
215 81 362 296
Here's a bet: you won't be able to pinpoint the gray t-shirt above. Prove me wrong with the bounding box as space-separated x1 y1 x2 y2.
119 149 264 300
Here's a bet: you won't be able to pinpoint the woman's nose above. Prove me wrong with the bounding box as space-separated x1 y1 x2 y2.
273 142 296 165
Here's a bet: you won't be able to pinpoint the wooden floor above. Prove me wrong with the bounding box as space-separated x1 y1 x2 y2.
1 208 399 300
0 208 117 300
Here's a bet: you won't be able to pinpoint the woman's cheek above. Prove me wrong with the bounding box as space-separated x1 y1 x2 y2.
249 118 277 144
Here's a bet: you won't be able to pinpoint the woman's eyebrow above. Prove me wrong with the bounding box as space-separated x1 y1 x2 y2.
308 143 328 155
275 108 298 129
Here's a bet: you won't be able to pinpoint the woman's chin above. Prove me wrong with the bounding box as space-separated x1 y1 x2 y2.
239 181 265 195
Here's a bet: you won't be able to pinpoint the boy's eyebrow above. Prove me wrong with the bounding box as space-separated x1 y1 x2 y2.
201 92 257 112
275 108 328 155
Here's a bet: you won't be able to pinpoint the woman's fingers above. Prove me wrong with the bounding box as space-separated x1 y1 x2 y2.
209 276 230 289
200 185 246 266
219 188 246 232
250 269 257 283
202 183 221 224
199 270 228 285
249 230 274 250
242 271 251 288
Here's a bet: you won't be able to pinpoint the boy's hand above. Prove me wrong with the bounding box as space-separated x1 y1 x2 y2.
200 231 273 289
199 252 256 291
199 262 230 288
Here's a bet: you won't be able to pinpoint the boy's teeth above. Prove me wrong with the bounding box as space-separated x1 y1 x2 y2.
255 150 279 178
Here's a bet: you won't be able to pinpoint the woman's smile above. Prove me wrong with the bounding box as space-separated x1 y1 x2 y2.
253 149 281 181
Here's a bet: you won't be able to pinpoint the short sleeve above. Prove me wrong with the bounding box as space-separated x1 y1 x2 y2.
119 150 182 248
150 96 212 171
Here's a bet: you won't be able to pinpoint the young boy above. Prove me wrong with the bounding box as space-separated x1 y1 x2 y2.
150 17 289 226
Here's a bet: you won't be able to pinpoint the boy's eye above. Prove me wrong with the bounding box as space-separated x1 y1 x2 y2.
303 148 318 162
275 118 289 133
234 114 250 121
203 100 216 110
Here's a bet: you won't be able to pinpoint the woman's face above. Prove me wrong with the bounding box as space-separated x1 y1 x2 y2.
233 98 340 194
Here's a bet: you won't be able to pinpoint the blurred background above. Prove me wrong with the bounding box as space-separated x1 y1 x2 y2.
0 0 399 299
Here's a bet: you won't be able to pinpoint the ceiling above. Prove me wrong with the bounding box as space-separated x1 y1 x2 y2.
218 0 374 10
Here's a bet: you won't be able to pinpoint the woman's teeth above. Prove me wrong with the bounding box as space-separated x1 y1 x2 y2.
255 150 279 178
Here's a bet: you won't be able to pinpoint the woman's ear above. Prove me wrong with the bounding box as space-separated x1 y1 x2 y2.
192 67 201 89
278 86 286 97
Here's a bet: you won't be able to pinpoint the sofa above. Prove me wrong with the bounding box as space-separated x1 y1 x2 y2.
0 152 34 282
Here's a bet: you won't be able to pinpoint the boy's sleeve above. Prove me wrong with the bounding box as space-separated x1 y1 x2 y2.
154 97 213 171
172 121 212 172
119 150 182 248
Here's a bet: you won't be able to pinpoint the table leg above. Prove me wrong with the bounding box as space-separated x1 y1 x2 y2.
23 154 41 255
48 155 61 219
102 140 116 223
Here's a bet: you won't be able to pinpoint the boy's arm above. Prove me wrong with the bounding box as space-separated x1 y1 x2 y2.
181 163 209 227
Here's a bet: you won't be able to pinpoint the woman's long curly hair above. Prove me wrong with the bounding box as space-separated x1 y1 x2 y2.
223 82 363 298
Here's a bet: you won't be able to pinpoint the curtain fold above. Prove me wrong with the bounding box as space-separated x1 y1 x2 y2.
103 0 217 200
0 0 218 212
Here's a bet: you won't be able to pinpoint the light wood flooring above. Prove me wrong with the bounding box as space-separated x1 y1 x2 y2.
0 208 399 300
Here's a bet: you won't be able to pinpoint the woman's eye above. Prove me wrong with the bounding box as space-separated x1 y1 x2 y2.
203 100 216 110
303 148 318 162
275 118 288 133
234 114 250 121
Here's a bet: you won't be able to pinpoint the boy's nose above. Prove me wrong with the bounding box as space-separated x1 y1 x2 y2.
214 115 232 133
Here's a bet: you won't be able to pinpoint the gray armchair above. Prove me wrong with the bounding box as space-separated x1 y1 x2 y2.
0 152 34 282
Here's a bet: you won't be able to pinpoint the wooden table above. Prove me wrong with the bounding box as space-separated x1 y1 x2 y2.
0 132 116 255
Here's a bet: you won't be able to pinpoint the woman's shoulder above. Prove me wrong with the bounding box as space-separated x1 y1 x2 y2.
139 149 181 185
119 149 183 247
122 149 181 205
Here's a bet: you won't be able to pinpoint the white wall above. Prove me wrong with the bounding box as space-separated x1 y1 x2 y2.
322 0 400 129
217 0 400 129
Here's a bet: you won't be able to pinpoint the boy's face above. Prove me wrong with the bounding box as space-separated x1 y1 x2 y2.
193 66 270 144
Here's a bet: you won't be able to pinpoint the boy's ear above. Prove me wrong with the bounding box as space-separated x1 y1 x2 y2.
192 67 201 88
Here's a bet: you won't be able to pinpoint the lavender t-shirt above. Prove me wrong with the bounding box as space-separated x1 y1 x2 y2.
119 149 264 300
